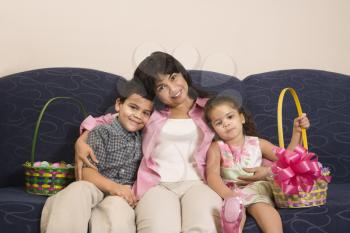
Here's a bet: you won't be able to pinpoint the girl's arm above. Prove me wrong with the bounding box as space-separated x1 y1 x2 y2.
82 168 137 207
238 114 310 184
206 142 237 199
287 113 310 151
259 113 310 159
236 139 277 185
260 138 278 161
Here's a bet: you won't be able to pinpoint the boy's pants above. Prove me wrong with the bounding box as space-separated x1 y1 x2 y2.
135 180 222 233
41 181 135 233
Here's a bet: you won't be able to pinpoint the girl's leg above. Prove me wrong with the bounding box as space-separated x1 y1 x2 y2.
135 185 181 233
181 181 222 233
246 203 283 233
90 195 135 233
41 181 104 233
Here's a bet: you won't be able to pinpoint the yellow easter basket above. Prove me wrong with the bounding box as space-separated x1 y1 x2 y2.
23 97 87 196
270 88 330 208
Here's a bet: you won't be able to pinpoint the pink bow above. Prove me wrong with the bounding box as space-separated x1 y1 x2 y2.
272 145 324 194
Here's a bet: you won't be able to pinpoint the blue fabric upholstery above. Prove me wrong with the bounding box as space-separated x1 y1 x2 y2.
0 68 349 233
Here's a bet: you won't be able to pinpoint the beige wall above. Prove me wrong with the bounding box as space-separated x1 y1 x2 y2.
1 0 349 79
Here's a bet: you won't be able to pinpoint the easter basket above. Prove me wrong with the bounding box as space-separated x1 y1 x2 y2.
23 97 87 196
270 88 331 208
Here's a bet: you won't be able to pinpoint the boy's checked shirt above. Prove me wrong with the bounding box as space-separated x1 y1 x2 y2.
86 118 142 185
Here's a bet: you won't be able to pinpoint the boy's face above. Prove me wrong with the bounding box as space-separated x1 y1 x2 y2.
115 94 153 132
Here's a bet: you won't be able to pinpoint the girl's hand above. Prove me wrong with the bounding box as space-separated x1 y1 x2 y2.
109 184 137 208
236 166 270 186
74 135 98 180
293 113 310 133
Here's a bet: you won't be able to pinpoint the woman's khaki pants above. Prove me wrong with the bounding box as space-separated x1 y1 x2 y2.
40 181 135 233
135 180 222 233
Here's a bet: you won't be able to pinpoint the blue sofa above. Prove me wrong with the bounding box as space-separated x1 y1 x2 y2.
1 68 349 233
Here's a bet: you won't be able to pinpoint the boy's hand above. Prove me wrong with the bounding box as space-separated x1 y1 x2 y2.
109 184 137 208
293 113 310 133
74 137 98 180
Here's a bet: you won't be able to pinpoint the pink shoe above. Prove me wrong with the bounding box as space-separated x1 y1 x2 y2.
221 196 245 233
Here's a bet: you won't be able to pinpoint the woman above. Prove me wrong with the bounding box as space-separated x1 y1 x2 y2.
75 52 271 233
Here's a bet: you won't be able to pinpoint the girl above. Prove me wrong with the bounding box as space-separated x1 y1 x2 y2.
76 51 223 233
204 95 310 233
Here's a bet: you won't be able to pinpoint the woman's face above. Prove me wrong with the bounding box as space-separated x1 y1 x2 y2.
154 72 190 108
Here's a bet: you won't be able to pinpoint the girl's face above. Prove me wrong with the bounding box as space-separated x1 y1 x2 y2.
208 103 245 142
154 72 190 108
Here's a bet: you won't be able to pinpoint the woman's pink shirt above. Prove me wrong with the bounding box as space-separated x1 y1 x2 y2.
80 98 215 199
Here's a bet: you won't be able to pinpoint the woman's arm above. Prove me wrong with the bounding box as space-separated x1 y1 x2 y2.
75 131 97 180
206 142 237 199
75 113 116 180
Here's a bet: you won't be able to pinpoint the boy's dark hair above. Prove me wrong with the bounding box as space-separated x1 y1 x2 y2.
133 51 211 104
118 79 153 102
204 95 259 137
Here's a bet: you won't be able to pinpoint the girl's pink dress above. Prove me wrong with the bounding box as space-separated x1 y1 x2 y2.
218 136 274 206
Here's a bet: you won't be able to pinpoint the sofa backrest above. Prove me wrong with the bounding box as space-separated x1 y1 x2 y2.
243 69 350 183
0 68 126 187
1 68 349 187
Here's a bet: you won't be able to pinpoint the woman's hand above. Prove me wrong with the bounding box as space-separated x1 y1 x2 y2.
74 131 98 180
236 166 271 186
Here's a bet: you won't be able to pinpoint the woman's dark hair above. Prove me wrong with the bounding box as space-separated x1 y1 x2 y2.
133 51 210 104
204 95 259 137
118 79 153 102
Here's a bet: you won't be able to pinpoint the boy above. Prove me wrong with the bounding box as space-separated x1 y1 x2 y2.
41 80 153 233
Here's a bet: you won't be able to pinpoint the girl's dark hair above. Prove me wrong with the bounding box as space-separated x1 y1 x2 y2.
133 51 210 105
204 95 259 137
118 79 153 102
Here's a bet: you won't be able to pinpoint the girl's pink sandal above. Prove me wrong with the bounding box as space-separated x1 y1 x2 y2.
221 196 245 233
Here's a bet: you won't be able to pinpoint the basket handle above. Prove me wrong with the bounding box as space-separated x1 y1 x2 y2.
30 97 88 164
277 88 308 150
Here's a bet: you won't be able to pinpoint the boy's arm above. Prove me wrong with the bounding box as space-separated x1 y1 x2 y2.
206 142 237 199
83 127 137 206
82 168 137 207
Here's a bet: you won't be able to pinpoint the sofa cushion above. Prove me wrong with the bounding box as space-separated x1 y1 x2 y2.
243 183 350 233
0 187 47 233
